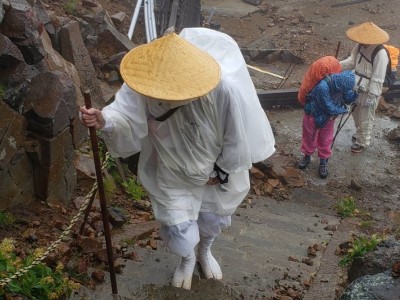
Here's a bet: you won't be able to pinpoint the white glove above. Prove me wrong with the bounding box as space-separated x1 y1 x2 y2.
363 97 375 107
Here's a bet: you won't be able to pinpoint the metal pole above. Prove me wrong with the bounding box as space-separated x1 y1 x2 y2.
83 90 118 295
128 0 144 40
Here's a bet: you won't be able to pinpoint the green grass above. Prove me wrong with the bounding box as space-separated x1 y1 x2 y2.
122 177 146 201
0 211 15 227
63 0 79 15
339 234 383 267
334 196 357 218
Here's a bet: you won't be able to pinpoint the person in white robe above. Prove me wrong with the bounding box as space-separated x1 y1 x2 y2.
340 22 389 153
80 28 275 290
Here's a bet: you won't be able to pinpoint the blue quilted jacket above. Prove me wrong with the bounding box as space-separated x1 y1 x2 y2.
304 70 358 128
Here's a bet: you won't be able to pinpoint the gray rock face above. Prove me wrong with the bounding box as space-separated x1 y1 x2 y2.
0 0 89 207
0 0 45 64
24 71 76 134
0 101 35 209
348 238 400 283
60 20 105 108
340 270 400 300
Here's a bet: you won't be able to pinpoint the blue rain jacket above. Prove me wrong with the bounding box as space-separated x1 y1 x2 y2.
304 70 358 128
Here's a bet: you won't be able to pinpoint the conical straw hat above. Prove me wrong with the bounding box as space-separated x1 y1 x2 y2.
346 22 389 45
120 33 221 101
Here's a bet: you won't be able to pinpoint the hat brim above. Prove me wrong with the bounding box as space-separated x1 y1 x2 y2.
346 22 389 45
120 33 221 101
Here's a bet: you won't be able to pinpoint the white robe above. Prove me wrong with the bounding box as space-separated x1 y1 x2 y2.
101 28 275 226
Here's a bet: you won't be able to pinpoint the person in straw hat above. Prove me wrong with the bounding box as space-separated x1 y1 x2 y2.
80 27 275 289
340 22 389 153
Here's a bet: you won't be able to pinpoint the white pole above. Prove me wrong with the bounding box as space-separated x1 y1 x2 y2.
144 0 150 43
128 0 144 40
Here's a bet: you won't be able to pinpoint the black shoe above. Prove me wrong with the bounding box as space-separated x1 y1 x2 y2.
351 143 364 153
318 161 328 179
298 155 311 169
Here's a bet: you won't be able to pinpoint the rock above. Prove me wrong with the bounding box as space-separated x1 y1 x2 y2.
60 20 105 108
114 257 125 274
392 261 400 278
76 236 102 254
307 245 316 257
110 11 126 27
91 269 105 282
242 0 261 5
122 251 142 262
95 247 117 263
23 70 78 137
250 166 265 179
349 179 362 191
302 257 314 266
0 100 35 209
0 33 25 80
0 0 45 64
340 270 400 300
96 11 135 57
347 238 400 283
107 206 128 228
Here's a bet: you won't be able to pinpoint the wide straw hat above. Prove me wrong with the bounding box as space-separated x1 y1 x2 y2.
120 33 221 101
346 22 389 45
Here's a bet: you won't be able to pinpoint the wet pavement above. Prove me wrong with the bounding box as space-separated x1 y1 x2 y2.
72 190 340 299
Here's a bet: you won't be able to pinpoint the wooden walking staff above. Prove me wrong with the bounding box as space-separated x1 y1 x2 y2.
83 90 118 295
335 41 341 59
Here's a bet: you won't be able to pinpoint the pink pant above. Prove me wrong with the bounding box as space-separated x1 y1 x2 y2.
301 114 334 159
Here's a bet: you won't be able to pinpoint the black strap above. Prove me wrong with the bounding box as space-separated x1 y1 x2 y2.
357 44 383 65
155 106 180 122
214 163 229 184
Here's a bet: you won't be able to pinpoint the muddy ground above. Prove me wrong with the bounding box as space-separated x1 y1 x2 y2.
201 0 400 227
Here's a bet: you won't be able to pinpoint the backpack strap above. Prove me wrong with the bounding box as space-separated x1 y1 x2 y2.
155 106 181 122
357 44 384 64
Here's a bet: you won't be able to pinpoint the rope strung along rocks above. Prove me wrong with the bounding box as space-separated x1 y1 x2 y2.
0 152 111 288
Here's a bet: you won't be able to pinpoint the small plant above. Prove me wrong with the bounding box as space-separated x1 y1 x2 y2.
103 175 117 199
63 0 79 15
122 177 146 201
334 196 358 218
0 210 15 227
120 237 137 246
0 238 80 299
339 234 383 266
359 220 374 230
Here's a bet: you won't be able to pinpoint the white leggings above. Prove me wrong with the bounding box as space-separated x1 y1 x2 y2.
159 212 231 257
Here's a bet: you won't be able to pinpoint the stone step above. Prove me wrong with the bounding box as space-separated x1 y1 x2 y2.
72 194 341 299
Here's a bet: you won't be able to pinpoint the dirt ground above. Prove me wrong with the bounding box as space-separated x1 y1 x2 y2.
2 0 400 299
200 0 400 223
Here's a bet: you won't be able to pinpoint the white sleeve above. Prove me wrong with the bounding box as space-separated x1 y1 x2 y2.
340 45 358 71
213 80 252 174
369 48 389 97
101 83 148 158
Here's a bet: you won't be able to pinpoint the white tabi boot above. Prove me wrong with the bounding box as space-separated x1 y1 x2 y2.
171 249 196 289
198 236 222 280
